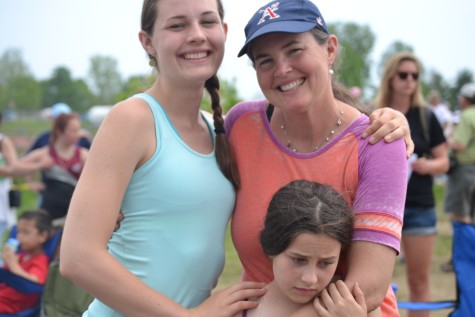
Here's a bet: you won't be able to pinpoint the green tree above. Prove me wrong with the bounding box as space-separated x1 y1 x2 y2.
9 76 42 110
0 48 41 110
447 69 474 110
200 77 242 114
425 69 451 105
41 66 94 112
377 41 414 78
116 74 155 102
329 22 375 93
0 48 31 84
88 55 123 105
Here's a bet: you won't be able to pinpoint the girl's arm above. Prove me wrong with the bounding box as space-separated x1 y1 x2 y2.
364 107 414 157
60 99 263 317
343 242 396 312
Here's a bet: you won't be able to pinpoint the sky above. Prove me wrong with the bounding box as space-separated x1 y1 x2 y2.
1 0 474 101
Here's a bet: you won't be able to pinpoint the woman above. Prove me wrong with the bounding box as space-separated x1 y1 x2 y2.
60 0 410 316
374 52 449 317
226 1 408 316
6 113 88 221
60 1 266 316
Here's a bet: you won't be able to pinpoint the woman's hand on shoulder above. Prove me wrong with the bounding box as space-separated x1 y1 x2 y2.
313 281 367 317
189 282 266 317
363 107 414 158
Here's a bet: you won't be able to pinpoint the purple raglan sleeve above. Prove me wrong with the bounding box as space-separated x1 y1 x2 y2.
353 131 408 254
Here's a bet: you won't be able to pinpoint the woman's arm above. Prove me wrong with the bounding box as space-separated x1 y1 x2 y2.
60 100 263 317
411 143 449 175
343 242 396 312
363 107 414 158
0 135 18 177
8 148 52 176
1 135 18 164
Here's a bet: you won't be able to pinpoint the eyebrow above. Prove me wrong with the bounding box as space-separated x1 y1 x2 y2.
254 39 300 60
167 11 218 21
288 251 339 261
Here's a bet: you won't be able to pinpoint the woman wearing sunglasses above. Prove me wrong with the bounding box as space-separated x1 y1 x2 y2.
374 52 449 317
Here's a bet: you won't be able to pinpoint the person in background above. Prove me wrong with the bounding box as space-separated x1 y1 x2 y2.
3 114 88 221
235 180 372 317
227 1 409 316
0 209 52 313
374 52 449 317
441 82 475 272
28 103 92 153
0 112 19 240
25 103 92 200
427 89 453 138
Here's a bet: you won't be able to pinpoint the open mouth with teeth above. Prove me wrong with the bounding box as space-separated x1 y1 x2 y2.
182 51 209 60
279 79 305 92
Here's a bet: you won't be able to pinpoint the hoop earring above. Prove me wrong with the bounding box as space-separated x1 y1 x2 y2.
149 57 157 68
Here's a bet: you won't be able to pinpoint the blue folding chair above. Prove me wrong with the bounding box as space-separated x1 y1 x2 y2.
396 221 475 316
0 226 62 317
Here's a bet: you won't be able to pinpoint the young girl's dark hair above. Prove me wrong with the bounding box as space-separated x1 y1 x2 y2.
140 0 240 189
260 180 353 257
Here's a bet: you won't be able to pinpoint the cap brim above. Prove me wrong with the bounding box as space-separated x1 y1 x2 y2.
238 21 317 57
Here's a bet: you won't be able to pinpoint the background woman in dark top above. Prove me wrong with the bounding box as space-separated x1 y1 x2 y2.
374 52 449 317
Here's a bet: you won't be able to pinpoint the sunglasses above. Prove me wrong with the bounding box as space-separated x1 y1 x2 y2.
397 71 419 80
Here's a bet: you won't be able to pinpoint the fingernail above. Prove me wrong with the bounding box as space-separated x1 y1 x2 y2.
362 132 368 138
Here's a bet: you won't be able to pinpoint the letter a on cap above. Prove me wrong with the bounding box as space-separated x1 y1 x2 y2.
258 2 280 25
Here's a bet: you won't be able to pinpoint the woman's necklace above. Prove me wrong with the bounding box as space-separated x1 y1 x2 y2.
280 106 344 153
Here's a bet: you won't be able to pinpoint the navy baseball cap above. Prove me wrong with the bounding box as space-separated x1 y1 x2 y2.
238 0 328 57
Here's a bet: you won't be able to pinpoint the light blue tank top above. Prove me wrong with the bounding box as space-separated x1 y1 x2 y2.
85 93 235 316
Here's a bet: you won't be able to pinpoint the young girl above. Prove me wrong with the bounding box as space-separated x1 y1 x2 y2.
238 180 373 317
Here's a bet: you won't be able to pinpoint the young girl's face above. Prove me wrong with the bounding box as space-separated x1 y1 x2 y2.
271 232 342 304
